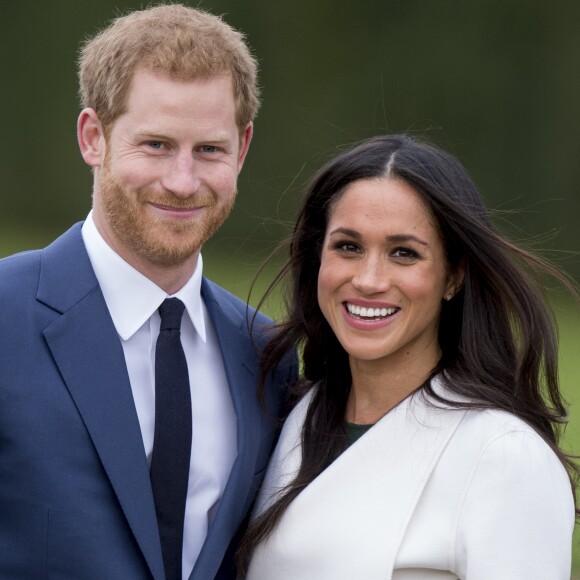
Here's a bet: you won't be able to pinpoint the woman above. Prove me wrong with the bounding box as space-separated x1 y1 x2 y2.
241 135 578 579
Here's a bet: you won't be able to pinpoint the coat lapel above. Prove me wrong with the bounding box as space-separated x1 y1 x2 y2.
37 225 165 580
190 279 264 579
252 387 467 580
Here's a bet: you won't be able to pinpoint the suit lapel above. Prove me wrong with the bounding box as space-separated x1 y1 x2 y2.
38 225 164 580
253 387 466 580
190 279 263 579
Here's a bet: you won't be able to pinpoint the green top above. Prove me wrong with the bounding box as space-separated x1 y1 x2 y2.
345 421 375 445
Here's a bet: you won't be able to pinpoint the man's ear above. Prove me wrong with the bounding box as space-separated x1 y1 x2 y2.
236 122 254 173
78 108 106 168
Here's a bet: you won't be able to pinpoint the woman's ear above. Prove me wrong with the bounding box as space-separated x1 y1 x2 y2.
77 108 106 168
444 258 466 301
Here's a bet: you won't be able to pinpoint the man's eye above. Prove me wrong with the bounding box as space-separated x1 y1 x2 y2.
200 145 217 154
148 141 163 150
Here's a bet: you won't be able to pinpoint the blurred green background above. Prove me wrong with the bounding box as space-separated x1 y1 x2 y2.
1 0 579 571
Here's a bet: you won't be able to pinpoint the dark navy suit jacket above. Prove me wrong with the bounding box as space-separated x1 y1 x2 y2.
0 223 295 579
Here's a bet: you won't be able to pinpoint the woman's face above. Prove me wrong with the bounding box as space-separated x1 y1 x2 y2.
317 177 461 371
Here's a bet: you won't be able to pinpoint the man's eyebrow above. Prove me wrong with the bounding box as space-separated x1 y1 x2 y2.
135 129 232 142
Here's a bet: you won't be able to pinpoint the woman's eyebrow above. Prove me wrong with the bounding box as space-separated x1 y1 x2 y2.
328 228 428 246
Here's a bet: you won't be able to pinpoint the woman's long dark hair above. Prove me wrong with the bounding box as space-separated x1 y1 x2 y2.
238 134 579 570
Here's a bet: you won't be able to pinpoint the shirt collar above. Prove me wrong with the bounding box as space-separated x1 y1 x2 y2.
81 211 207 342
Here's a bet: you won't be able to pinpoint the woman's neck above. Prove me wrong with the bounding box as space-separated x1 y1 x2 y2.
346 348 440 424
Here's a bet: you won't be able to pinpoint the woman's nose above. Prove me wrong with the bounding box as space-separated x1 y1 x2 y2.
351 257 390 294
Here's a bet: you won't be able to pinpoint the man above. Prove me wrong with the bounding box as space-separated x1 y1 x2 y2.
0 5 295 580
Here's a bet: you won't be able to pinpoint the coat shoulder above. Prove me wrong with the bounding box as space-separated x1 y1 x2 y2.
0 248 42 294
201 278 271 324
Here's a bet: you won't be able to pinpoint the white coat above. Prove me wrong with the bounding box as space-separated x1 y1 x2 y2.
246 381 574 580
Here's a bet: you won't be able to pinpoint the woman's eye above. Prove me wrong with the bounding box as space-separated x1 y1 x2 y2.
392 247 419 259
335 241 360 253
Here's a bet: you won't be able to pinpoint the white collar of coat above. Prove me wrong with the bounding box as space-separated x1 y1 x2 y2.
251 376 467 579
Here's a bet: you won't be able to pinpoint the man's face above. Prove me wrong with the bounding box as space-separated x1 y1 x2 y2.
91 68 252 274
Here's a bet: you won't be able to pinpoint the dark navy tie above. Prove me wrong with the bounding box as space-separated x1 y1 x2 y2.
150 298 192 580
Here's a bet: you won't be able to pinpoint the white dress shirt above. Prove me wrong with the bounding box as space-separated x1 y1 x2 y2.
82 212 237 579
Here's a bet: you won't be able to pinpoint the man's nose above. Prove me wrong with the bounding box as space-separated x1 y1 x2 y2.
162 153 202 198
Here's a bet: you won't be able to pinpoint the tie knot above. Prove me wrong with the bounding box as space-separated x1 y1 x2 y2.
158 298 186 331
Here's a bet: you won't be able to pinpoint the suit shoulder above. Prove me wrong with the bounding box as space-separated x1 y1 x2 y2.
202 277 272 326
0 223 84 291
0 247 42 269
0 249 42 294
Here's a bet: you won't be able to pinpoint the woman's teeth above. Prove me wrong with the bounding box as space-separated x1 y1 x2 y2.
346 303 398 319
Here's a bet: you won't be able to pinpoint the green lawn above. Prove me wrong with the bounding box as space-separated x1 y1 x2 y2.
2 232 580 571
553 300 580 572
